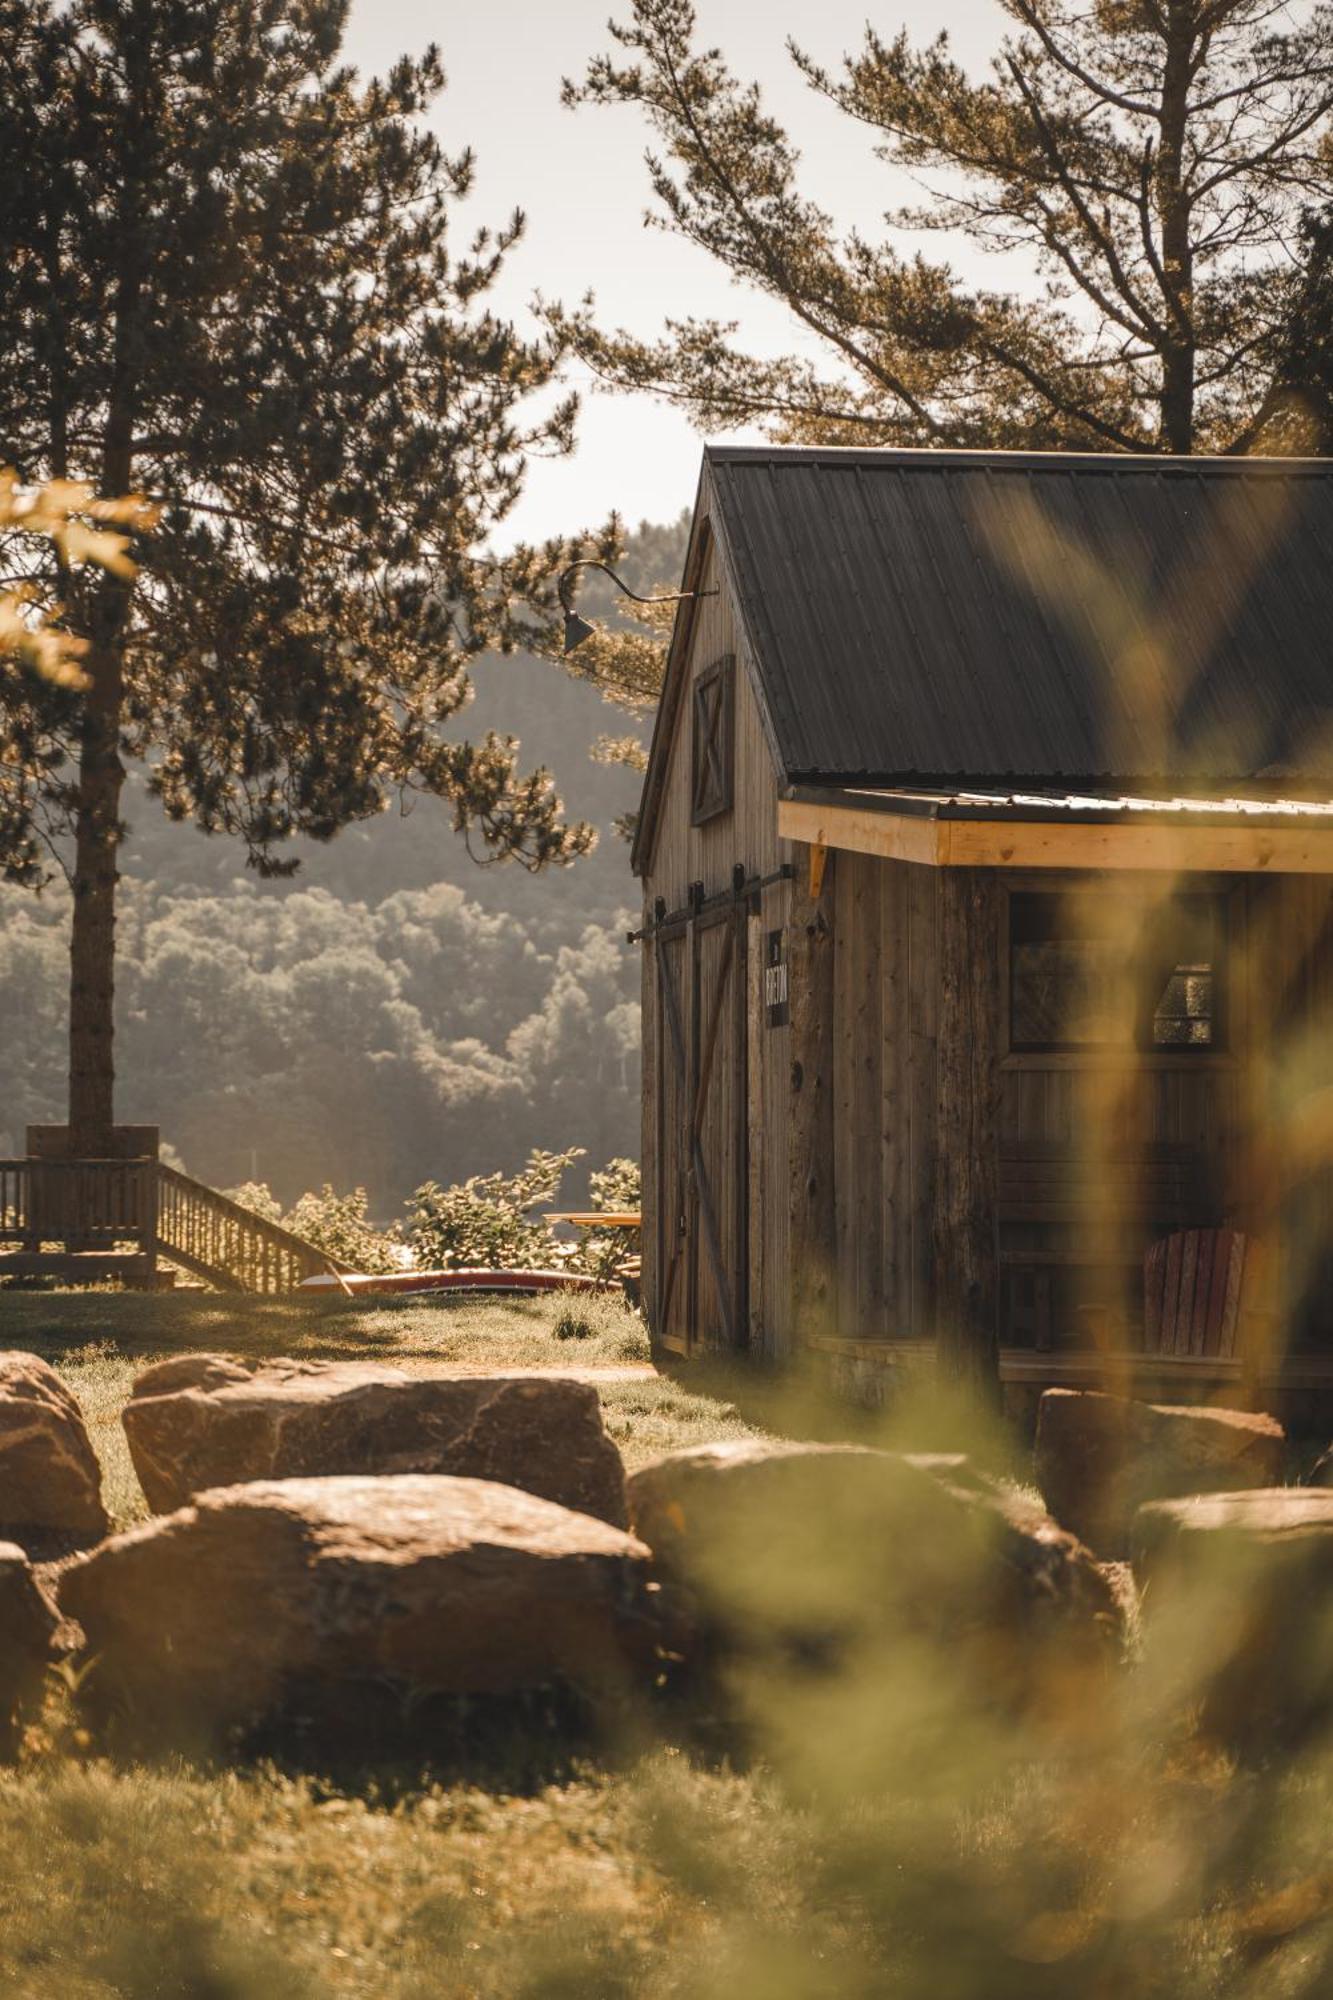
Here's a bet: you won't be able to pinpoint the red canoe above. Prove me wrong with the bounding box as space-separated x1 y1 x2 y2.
296 1267 604 1297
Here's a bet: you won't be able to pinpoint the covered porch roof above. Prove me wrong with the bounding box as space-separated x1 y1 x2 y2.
780 782 1333 872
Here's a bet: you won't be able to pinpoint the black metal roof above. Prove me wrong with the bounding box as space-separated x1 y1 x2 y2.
787 782 1333 827
707 446 1333 792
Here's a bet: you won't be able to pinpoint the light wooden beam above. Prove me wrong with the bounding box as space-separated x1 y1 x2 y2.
779 797 1333 874
780 798 939 866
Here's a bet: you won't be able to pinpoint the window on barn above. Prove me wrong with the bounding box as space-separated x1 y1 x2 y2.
690 656 734 825
1009 891 1224 1052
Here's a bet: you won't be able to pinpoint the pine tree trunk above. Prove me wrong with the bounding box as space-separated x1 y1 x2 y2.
70 102 143 1152
67 601 129 1155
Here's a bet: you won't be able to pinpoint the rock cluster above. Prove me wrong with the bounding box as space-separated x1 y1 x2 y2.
59 1474 656 1746
0 1541 61 1753
628 1437 1125 1696
1132 1486 1333 1748
0 1351 107 1547
4 1341 1327 1760
121 1355 628 1526
1034 1387 1285 1556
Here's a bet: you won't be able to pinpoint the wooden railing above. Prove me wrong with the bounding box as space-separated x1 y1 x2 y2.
0 1158 28 1242
0 1157 349 1294
0 1156 155 1248
155 1165 349 1293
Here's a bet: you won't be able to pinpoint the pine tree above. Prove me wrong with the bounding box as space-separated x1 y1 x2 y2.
554 0 1333 455
0 0 611 1149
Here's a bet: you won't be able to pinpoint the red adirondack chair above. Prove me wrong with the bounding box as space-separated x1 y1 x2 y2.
1081 1226 1273 1366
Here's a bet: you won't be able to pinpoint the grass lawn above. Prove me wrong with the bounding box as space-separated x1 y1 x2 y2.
1 1289 1329 1998
1 1286 762 1531
0 1288 778 1998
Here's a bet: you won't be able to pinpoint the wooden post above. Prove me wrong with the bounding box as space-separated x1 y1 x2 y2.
933 868 1002 1395
788 843 837 1351
746 904 765 1351
685 901 700 1353
141 1156 159 1286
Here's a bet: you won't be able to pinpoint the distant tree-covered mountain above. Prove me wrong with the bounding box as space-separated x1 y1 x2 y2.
0 514 690 1216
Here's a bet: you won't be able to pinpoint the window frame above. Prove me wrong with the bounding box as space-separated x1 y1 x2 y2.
689 655 735 827
1000 877 1238 1063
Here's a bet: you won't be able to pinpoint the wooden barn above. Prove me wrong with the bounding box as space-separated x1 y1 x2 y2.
633 446 1333 1414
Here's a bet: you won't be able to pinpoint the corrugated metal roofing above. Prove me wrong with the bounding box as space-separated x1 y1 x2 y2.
790 783 1333 824
706 446 1333 792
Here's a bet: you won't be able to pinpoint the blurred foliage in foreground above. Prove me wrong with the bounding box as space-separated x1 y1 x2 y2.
4 1359 1330 1998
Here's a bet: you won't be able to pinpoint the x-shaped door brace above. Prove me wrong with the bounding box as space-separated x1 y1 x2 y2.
655 922 737 1343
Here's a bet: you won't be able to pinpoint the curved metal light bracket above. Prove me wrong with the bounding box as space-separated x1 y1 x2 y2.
557 559 717 654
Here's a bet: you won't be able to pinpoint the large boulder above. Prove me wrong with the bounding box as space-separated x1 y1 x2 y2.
1034 1388 1285 1557
126 1352 254 1399
58 1474 657 1748
0 1541 61 1754
0 1351 107 1546
627 1439 1124 1695
122 1358 628 1526
1132 1488 1333 1748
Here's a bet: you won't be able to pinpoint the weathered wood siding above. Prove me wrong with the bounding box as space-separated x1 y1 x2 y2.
639 503 795 1358
824 860 1301 1356
786 853 835 1353
828 853 938 1342
644 532 783 911
985 873 1246 1352
996 1066 1240 1153
641 918 659 1336
934 871 1003 1382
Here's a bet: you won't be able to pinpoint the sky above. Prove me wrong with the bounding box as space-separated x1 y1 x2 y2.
342 1 1002 551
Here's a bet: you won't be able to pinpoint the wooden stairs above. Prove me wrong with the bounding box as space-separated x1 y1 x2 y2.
0 1153 350 1293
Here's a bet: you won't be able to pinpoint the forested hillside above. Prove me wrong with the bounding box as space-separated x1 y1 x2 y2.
0 516 689 1215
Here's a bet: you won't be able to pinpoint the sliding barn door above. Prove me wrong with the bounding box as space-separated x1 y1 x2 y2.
653 905 748 1354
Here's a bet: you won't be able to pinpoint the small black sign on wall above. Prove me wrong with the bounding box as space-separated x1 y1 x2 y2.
764 928 789 1027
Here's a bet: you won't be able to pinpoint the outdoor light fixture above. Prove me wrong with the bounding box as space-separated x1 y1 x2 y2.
557 559 716 654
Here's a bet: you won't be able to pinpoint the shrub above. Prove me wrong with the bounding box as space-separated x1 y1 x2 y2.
224 1180 283 1225
283 1186 404 1275
568 1156 642 1281
404 1149 585 1271
587 1157 641 1211
227 1181 403 1274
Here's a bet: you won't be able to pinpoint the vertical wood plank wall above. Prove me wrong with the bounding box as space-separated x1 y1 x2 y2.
643 534 783 910
821 860 1319 1351
933 871 1002 1379
638 512 795 1358
761 884 795 1358
829 852 938 1340
787 854 836 1351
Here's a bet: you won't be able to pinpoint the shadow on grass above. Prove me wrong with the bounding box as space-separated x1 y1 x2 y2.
0 1287 651 1370
248 1685 658 1801
52 1676 696 1804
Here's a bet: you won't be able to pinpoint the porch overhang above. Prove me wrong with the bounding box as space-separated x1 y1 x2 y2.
779 784 1333 873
